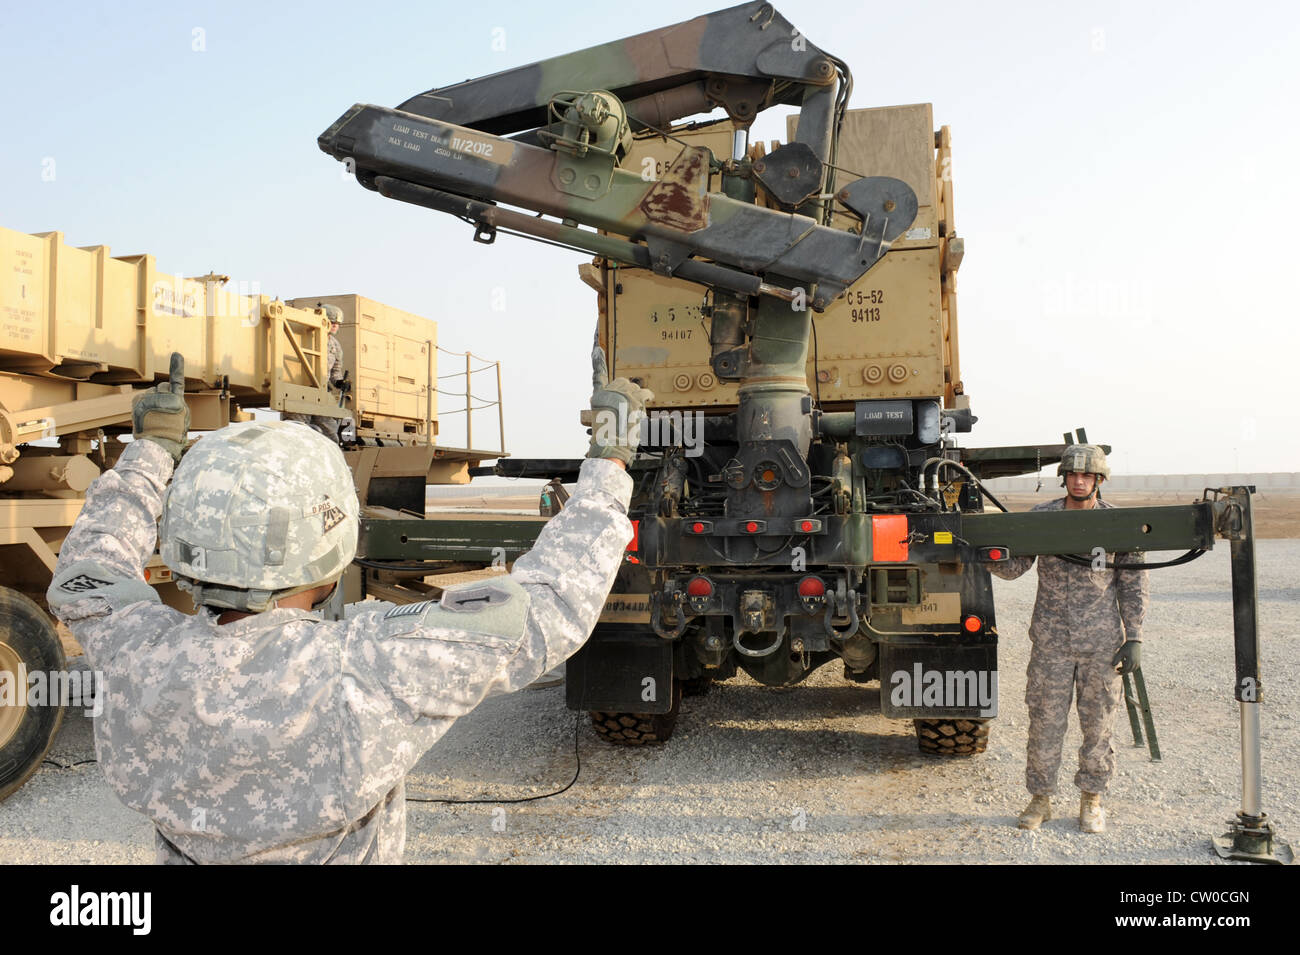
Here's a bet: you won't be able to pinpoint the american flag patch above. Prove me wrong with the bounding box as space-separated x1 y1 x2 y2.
384 600 432 619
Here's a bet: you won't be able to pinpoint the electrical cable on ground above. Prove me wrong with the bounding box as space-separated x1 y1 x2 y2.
44 757 98 769
405 715 583 805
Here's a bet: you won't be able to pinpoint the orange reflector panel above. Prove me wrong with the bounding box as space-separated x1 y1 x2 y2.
143 568 150 582
627 520 639 552
963 615 982 633
871 515 909 561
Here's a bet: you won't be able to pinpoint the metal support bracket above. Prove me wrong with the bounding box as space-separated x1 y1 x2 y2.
1210 486 1293 863
650 590 691 640
1121 667 1161 761
823 587 860 639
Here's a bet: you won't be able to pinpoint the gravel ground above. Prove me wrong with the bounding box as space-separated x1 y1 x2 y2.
2 541 1296 865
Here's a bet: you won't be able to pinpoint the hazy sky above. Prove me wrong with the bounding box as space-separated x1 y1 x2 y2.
3 0 1297 474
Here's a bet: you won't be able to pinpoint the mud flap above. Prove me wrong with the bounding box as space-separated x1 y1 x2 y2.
566 630 674 713
878 643 998 719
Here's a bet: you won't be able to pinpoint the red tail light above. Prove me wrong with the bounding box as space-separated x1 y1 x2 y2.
686 577 714 597
797 576 825 597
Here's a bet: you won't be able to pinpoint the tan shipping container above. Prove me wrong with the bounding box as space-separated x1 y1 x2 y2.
599 104 964 410
286 294 438 442
0 226 331 404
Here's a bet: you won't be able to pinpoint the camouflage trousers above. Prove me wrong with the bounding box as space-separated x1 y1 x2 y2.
1024 646 1121 796
283 412 340 443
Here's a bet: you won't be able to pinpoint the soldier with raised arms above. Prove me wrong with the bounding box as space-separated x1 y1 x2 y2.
989 444 1149 833
47 344 652 863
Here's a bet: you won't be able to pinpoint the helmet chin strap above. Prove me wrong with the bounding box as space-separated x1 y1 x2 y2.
307 582 338 612
1063 474 1103 502
184 574 342 614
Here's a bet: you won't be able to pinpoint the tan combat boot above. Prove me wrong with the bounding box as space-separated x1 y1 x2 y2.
1079 792 1105 833
1017 795 1051 830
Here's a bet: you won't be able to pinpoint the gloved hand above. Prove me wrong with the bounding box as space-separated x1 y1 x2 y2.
1112 640 1141 674
132 352 190 463
587 331 653 466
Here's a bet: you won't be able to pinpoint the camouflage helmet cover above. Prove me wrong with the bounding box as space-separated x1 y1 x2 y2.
1057 443 1111 480
319 303 343 326
159 420 359 611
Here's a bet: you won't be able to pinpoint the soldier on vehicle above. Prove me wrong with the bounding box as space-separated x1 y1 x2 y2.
284 303 348 442
46 344 652 863
988 444 1149 833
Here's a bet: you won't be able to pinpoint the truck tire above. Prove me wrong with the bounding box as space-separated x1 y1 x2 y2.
590 679 683 745
0 588 67 802
914 717 989 756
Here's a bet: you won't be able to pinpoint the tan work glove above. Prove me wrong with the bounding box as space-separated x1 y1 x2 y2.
131 352 191 463
587 332 653 466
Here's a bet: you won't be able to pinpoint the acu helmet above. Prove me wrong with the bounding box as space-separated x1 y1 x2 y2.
1057 443 1111 486
319 303 343 327
160 420 359 612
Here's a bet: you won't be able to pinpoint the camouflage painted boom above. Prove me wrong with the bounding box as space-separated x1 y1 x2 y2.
318 103 913 307
395 3 836 136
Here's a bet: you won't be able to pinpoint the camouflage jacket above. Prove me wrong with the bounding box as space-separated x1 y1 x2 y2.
48 438 633 864
988 497 1148 654
327 333 343 386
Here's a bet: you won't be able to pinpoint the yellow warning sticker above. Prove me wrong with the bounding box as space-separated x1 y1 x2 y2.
934 531 953 544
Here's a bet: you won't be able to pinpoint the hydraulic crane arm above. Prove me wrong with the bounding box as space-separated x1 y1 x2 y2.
318 2 917 309
393 2 837 142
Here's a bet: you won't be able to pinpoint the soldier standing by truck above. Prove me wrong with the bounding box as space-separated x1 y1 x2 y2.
989 445 1149 833
44 347 652 863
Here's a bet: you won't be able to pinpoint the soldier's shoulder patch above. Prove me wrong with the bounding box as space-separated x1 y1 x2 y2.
374 579 530 644
384 600 433 620
48 559 161 614
439 582 515 613
57 573 113 593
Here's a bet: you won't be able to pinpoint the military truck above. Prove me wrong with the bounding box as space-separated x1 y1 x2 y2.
0 225 503 800
317 1 1097 757
318 0 1266 845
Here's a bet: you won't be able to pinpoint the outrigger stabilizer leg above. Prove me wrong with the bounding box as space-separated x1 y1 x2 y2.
1122 668 1161 761
1211 487 1293 864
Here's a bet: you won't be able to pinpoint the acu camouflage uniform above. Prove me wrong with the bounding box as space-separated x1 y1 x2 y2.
284 327 347 441
989 497 1149 796
47 437 633 863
